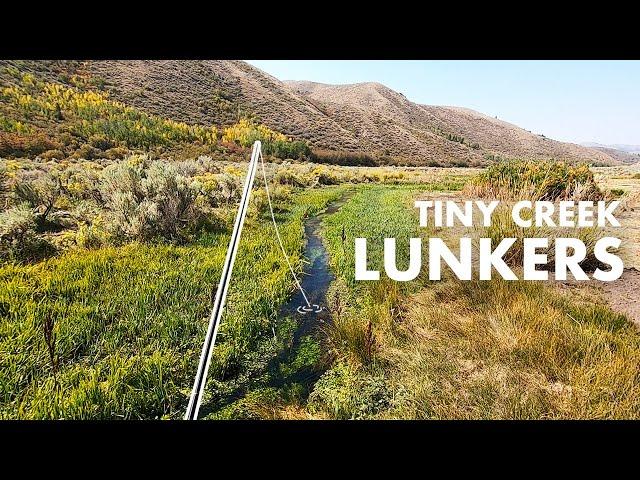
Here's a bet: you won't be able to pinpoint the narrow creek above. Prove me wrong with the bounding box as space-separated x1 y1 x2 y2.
264 192 353 389
278 194 350 338
200 191 352 417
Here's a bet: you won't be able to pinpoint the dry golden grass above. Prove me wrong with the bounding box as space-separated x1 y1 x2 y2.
310 183 640 420
373 277 640 419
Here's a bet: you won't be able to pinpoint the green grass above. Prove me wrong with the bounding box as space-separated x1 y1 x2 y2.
323 185 424 287
313 183 640 419
0 185 348 419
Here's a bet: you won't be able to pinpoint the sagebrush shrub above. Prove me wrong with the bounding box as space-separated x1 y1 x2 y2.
13 170 62 230
60 163 102 202
0 204 52 261
100 159 199 241
274 167 307 187
213 173 243 206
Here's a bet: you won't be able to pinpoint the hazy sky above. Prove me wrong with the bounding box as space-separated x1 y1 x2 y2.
247 61 640 146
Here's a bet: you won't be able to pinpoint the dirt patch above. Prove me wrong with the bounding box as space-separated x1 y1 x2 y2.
599 268 640 328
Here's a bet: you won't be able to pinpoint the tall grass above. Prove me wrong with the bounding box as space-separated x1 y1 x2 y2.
0 186 347 419
312 183 640 419
466 159 603 201
381 278 640 419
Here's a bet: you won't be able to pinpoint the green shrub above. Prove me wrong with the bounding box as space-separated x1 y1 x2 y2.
59 163 102 202
74 221 109 249
100 159 199 242
274 167 307 187
313 166 341 185
0 204 53 262
310 149 378 167
263 139 310 160
308 362 391 419
88 134 115 151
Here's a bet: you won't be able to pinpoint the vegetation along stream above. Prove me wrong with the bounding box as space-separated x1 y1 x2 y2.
202 191 353 418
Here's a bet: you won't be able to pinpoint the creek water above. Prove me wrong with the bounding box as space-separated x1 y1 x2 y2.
278 193 351 340
199 193 352 417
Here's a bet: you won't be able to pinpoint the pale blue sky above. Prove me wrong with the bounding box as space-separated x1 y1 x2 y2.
247 61 640 146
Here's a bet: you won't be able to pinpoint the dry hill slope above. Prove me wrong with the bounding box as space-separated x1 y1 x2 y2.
86 60 362 152
583 145 639 165
0 60 621 165
287 80 618 165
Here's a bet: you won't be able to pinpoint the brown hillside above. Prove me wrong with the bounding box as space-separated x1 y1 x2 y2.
86 60 362 152
588 146 639 165
0 60 621 165
287 80 618 165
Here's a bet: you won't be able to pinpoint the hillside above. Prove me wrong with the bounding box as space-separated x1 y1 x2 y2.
589 146 639 165
287 80 619 165
581 142 640 164
0 60 623 166
582 142 640 154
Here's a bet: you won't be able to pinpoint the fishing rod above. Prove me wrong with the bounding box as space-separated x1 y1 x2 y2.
184 141 261 420
184 140 318 420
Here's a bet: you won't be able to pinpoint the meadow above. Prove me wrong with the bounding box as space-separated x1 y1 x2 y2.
305 182 640 419
1 150 466 419
1 153 639 419
3 62 638 420
0 181 352 419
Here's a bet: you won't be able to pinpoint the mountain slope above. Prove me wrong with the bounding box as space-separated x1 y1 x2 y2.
287 80 618 165
581 143 640 164
588 146 639 165
582 142 640 154
86 60 362 152
0 60 622 166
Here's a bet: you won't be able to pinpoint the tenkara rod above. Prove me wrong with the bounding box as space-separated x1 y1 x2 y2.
184 141 261 420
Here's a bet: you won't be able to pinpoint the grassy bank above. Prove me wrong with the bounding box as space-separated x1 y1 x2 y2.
311 184 640 419
0 185 347 419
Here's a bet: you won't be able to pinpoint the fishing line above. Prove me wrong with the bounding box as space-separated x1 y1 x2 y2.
186 142 322 420
258 149 322 314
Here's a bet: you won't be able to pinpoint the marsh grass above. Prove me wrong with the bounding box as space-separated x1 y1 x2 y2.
466 160 611 270
313 183 640 419
0 185 348 419
466 159 603 201
380 277 640 419
480 204 605 270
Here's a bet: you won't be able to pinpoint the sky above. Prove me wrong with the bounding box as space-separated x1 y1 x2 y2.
247 61 640 146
